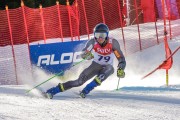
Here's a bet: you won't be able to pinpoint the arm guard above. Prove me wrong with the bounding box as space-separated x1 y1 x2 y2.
112 39 126 70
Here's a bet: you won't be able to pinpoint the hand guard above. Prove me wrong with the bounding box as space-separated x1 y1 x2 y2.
81 50 94 60
117 68 125 78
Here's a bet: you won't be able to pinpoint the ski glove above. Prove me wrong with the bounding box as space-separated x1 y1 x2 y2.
117 68 125 78
81 50 94 60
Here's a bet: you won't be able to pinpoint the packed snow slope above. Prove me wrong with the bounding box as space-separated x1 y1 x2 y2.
0 39 180 120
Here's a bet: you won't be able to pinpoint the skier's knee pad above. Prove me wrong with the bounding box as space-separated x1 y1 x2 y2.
58 83 65 92
94 76 102 85
78 73 88 85
95 73 107 85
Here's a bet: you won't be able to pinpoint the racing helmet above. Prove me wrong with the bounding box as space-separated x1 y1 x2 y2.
93 23 109 47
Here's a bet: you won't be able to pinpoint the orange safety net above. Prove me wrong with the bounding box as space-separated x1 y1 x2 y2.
0 0 128 45
0 0 180 43
0 0 180 46
0 10 11 46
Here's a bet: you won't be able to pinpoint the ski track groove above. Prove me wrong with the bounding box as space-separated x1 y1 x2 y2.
0 85 180 120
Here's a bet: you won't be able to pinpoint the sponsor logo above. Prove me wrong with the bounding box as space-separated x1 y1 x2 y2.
97 48 111 54
37 52 82 66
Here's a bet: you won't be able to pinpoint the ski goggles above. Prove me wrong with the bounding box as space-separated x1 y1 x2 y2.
94 32 108 39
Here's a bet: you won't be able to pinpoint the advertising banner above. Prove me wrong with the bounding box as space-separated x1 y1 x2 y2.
30 41 87 74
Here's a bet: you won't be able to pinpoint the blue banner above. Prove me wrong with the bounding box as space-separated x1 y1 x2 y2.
30 40 87 74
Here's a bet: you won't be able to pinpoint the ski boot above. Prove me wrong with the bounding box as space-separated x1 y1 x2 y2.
45 84 62 99
79 91 86 98
44 92 53 99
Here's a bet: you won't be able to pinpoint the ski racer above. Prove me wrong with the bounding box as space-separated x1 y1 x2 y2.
45 23 126 99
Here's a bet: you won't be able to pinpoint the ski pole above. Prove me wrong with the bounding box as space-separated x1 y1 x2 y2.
26 58 86 93
116 77 120 90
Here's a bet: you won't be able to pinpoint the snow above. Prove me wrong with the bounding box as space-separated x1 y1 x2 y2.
0 85 180 120
0 38 180 120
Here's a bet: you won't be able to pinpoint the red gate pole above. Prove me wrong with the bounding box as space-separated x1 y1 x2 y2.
162 0 169 86
6 5 18 85
117 0 127 56
81 0 90 39
21 1 30 50
75 0 80 40
99 0 105 23
56 1 64 42
134 0 142 51
153 0 159 44
21 0 33 79
66 0 73 41
39 4 46 43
